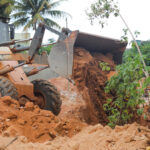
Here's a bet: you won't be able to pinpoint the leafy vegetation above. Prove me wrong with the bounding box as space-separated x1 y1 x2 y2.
39 38 55 54
99 62 110 71
120 28 140 42
0 0 14 18
123 41 150 67
86 0 149 77
104 54 150 128
86 0 119 28
39 45 53 55
87 0 150 127
104 41 150 128
0 0 69 30
12 0 69 30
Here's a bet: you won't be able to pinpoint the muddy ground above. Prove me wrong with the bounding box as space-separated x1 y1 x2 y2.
0 48 150 149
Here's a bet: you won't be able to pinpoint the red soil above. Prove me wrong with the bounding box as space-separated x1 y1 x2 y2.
1 122 150 150
0 96 86 143
72 47 115 124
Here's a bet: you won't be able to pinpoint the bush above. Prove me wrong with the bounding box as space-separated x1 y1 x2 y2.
104 54 150 128
39 45 53 55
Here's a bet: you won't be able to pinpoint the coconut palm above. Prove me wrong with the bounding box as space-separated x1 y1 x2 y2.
12 0 69 30
0 0 15 18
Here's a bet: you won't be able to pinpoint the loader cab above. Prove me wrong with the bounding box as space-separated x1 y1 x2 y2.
0 17 15 43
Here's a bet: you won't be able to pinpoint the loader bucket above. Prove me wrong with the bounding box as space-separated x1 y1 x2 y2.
48 30 127 78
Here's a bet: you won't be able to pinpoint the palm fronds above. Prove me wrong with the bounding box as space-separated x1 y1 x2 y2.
11 0 70 30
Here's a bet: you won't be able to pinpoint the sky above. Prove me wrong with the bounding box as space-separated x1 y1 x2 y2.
19 0 150 45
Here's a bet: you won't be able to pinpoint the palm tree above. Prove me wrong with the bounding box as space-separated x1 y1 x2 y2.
0 0 14 18
12 0 69 30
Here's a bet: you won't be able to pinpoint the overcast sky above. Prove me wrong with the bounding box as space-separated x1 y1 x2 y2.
30 0 150 44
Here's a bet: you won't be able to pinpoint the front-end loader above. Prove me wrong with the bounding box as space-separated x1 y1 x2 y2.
0 22 62 115
0 18 127 116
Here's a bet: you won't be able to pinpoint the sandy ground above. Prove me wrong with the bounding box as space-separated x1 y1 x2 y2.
0 123 150 150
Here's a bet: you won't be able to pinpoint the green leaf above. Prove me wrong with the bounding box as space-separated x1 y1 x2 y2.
106 66 111 71
103 103 109 111
144 114 147 120
108 123 115 128
106 98 112 104
137 108 144 116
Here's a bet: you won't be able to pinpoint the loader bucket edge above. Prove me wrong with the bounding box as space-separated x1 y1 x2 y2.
48 31 79 78
74 31 127 64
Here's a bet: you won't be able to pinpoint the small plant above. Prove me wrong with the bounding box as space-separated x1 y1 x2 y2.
39 45 53 55
104 55 150 128
99 62 111 71
39 38 55 55
121 28 128 42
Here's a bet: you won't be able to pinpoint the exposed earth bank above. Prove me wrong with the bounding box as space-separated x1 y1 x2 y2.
72 47 115 124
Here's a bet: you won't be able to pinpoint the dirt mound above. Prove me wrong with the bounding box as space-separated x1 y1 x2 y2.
49 77 89 123
0 123 150 150
0 96 86 143
73 48 115 124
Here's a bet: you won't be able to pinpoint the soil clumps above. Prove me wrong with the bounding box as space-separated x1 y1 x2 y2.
0 123 150 150
72 47 115 124
0 96 86 143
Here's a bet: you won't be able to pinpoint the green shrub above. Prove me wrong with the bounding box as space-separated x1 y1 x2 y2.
104 55 150 128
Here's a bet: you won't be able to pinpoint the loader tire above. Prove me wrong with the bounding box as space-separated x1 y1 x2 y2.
32 79 62 115
0 76 18 100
